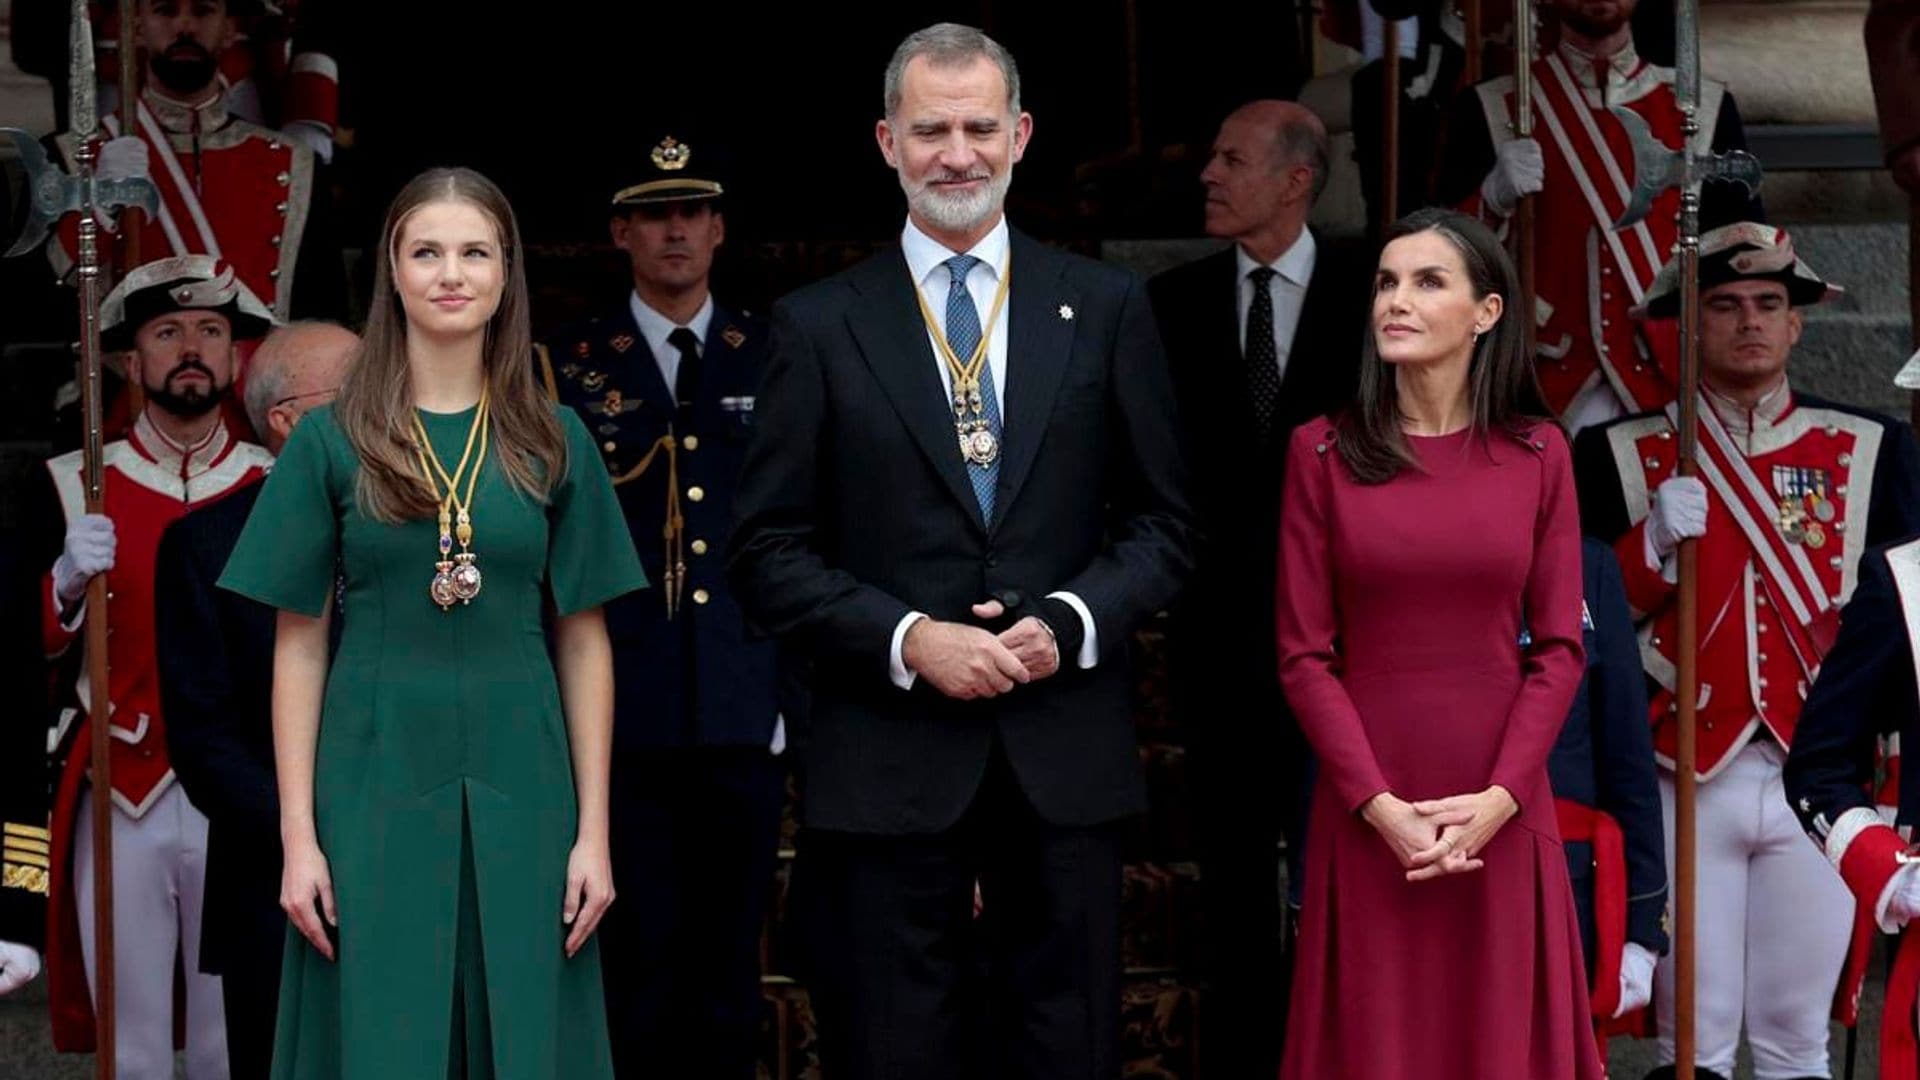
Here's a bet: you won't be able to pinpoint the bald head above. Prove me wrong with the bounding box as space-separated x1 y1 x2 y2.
1201 100 1329 263
245 322 358 453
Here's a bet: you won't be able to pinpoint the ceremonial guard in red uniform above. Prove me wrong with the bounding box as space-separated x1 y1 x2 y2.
50 0 344 325
1574 224 1920 1080
1439 0 1758 431
31 256 275 1079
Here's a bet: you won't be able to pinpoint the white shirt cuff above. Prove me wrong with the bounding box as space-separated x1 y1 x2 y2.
769 715 786 755
1045 591 1098 670
889 612 929 690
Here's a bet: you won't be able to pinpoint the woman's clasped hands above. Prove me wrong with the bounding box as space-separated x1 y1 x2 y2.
1361 786 1520 882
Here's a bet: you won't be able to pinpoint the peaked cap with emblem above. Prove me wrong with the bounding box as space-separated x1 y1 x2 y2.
610 133 727 209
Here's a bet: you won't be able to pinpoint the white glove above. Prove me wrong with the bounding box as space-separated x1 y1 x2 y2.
1615 941 1657 1017
0 940 42 995
95 136 150 184
1480 138 1545 217
53 513 116 610
1889 863 1920 925
1644 476 1709 567
281 120 336 165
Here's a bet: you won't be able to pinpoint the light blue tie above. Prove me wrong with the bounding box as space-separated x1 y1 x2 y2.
944 254 1001 521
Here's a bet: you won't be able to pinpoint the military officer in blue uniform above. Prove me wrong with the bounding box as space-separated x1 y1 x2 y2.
537 134 787 1080
1547 538 1669 1025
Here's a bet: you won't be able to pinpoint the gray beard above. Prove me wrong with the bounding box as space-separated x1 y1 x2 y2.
902 167 1012 236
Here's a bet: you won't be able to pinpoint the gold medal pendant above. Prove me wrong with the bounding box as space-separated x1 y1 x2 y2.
1803 522 1828 549
430 560 459 610
914 258 1012 472
412 393 491 612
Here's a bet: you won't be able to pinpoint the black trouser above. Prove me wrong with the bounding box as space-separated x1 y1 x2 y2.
600 746 785 1080
795 742 1124 1080
1185 676 1310 1079
220 942 282 1080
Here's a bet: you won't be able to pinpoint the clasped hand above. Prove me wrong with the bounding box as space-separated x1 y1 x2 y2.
1362 787 1519 882
903 599 1061 700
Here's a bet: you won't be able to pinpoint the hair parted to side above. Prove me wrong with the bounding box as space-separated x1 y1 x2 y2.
332 166 567 523
883 23 1021 120
1336 207 1549 485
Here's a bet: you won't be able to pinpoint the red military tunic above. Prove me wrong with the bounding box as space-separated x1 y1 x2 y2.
1588 388 1905 779
54 86 316 324
39 411 270 1049
1460 42 1725 418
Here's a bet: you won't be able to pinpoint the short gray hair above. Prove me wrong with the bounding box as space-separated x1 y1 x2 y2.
243 320 343 437
1277 117 1330 204
883 23 1021 120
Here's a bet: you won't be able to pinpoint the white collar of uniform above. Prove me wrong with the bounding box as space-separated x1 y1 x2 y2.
629 290 715 357
1556 37 1643 90
1705 375 1793 441
142 81 231 134
901 214 1012 288
1234 227 1317 289
131 407 229 478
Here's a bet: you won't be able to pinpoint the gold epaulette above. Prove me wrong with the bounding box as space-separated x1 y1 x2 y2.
2 822 50 896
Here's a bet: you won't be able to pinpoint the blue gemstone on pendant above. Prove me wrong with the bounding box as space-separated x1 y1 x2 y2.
439 534 453 554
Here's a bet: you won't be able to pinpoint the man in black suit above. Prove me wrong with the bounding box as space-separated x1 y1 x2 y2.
157 320 357 1080
1145 98 1372 1078
728 22 1195 1080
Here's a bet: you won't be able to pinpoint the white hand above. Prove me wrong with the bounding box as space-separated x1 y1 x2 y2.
53 513 116 609
1480 138 1545 217
95 136 150 184
1892 865 1920 925
1615 941 1657 1017
0 941 42 995
1644 477 1709 565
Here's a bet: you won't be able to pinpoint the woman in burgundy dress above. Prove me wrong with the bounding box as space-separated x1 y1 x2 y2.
1276 208 1601 1080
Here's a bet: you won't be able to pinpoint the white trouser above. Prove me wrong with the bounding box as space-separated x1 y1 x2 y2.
76 782 229 1080
1655 741 1853 1080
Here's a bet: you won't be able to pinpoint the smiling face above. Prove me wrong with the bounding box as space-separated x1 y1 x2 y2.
390 200 506 342
1700 279 1801 392
876 53 1032 242
1371 228 1503 369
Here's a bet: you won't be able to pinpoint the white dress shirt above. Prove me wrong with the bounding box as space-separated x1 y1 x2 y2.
629 291 715 390
1235 229 1316 385
886 215 1099 689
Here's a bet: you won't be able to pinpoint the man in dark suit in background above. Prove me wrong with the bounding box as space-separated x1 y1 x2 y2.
1145 98 1371 1078
728 22 1195 1080
157 320 357 1080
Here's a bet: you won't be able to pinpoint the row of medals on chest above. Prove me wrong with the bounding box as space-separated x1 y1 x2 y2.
1778 486 1836 550
915 262 1013 468
412 392 489 610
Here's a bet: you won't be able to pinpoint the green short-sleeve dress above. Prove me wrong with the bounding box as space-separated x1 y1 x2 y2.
219 402 646 1079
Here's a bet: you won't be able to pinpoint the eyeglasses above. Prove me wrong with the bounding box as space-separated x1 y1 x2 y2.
272 387 340 409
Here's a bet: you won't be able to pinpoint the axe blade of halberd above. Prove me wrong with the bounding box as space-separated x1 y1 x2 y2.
3 128 159 258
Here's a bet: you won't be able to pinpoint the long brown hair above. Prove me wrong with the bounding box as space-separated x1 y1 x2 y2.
334 167 567 523
1336 207 1548 485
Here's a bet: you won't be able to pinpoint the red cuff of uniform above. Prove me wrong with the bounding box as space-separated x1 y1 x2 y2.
1839 822 1909 912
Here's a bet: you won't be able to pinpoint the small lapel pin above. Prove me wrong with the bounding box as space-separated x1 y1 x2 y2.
1058 304 1074 321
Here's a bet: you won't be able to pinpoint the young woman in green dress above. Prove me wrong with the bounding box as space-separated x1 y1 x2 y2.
220 167 646 1078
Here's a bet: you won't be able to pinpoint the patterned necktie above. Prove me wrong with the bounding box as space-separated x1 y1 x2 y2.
1245 266 1283 441
944 254 1001 521
668 326 702 422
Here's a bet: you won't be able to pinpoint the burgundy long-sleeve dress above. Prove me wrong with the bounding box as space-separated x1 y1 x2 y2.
1275 418 1602 1080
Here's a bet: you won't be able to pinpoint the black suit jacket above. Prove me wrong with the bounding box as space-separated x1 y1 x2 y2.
1145 237 1372 705
728 228 1196 835
155 480 283 977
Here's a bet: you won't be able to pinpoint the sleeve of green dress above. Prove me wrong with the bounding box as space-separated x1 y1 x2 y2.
546 405 648 616
217 407 342 617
